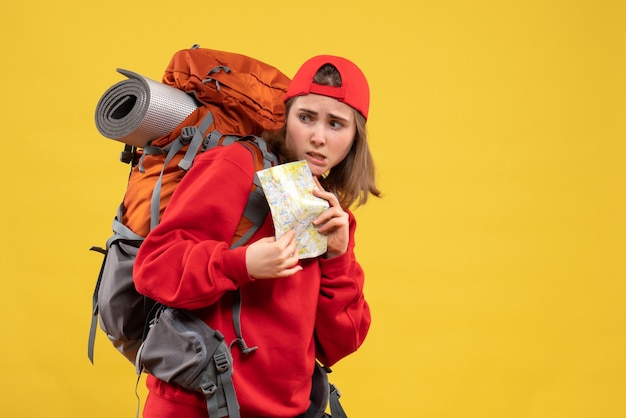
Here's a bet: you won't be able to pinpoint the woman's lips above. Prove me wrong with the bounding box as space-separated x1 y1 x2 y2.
306 152 326 164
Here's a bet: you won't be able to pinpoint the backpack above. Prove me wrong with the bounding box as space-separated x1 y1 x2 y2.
90 44 289 362
88 45 348 418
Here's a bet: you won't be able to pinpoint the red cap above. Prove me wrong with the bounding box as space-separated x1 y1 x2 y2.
284 55 370 120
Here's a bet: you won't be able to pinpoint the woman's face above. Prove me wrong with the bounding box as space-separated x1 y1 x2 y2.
285 94 356 177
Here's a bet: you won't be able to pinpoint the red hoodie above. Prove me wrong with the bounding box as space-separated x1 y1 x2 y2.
133 142 371 417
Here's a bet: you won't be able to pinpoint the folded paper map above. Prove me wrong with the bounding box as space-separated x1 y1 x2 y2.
257 161 329 259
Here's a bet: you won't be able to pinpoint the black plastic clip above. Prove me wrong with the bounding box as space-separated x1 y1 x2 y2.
120 144 135 164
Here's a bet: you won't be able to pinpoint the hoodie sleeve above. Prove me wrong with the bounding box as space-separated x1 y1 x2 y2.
133 143 258 310
314 211 372 366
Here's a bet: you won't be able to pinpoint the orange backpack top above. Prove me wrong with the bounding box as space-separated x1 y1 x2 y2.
118 45 291 238
162 46 289 137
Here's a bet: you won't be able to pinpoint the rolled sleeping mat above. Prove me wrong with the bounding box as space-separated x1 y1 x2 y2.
95 69 199 147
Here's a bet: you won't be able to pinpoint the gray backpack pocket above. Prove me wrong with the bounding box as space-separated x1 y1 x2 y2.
95 240 157 364
136 307 240 418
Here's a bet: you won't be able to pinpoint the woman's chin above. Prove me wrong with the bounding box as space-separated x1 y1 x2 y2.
304 159 328 176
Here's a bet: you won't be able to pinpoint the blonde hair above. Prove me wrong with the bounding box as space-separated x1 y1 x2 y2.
263 64 380 209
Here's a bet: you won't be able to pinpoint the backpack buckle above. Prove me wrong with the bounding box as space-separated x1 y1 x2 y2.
180 126 196 144
119 144 136 164
200 380 217 396
213 351 230 373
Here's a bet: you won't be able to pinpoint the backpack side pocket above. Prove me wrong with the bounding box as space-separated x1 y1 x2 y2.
137 308 240 418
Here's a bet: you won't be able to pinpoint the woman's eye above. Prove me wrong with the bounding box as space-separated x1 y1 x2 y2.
330 120 344 129
299 114 311 122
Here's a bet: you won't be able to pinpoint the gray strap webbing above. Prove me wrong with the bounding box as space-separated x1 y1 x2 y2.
88 249 108 364
201 344 240 418
148 139 185 231
329 384 348 418
254 136 278 168
179 112 214 171
221 135 241 147
218 365 240 418
205 129 223 150
238 186 268 246
205 390 220 418
138 144 169 174
230 290 258 354
134 374 143 418
110 204 145 246
149 112 215 231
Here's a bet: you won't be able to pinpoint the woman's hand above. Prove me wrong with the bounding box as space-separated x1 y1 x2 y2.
245 230 302 279
312 177 349 258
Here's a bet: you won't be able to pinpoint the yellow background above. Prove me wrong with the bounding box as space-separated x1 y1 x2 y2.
1 0 625 417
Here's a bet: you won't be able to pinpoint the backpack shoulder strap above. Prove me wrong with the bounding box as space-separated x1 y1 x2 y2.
229 137 276 354
231 137 276 247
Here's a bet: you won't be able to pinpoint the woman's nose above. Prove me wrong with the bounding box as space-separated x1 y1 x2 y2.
310 125 326 146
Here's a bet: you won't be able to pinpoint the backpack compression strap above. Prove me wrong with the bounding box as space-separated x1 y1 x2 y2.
147 111 215 231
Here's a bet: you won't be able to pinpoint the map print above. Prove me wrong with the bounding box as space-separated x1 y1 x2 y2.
257 161 329 259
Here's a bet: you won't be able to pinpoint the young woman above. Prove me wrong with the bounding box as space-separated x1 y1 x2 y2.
133 54 380 418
